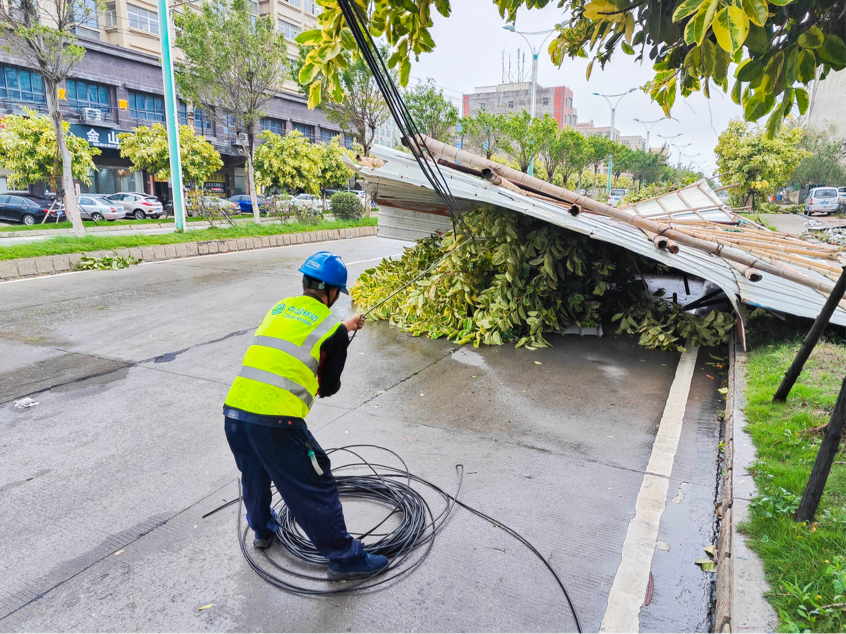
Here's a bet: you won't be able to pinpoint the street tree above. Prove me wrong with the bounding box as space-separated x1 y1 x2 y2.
296 50 392 157
610 143 634 187
791 124 846 187
404 78 459 143
531 115 565 183
0 109 99 192
715 118 810 208
318 136 354 209
0 0 102 236
629 148 669 189
254 130 323 196
465 111 507 159
501 111 535 173
297 0 845 140
585 135 614 195
117 124 223 187
559 128 589 188
174 0 289 221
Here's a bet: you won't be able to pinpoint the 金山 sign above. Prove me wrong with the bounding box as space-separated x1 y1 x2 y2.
68 125 128 150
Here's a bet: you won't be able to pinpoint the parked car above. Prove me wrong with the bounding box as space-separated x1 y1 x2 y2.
188 196 240 217
608 188 629 206
229 194 266 213
804 187 842 215
838 186 846 205
77 195 126 221
104 192 164 219
0 193 65 225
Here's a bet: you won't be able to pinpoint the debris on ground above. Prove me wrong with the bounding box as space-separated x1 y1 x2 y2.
13 397 39 410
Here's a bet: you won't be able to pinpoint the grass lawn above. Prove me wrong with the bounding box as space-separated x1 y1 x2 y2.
0 218 377 261
741 322 846 632
0 215 267 232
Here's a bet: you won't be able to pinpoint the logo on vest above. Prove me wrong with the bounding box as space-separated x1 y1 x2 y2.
271 302 287 315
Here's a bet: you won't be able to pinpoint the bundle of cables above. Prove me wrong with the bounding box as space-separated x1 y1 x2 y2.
236 444 582 632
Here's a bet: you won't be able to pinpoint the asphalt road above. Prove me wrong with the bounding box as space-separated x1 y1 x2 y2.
0 236 724 632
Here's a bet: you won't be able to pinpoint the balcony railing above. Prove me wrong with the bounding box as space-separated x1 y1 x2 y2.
69 105 120 124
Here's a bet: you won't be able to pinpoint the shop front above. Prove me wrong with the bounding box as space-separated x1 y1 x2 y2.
69 124 145 195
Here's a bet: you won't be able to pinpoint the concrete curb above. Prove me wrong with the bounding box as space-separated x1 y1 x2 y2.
0 225 378 281
713 334 779 633
0 215 344 239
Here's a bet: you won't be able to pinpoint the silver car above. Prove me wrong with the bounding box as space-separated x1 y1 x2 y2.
77 195 126 221
804 187 842 215
105 192 165 220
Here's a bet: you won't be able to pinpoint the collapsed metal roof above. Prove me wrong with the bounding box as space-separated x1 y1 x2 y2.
351 144 846 335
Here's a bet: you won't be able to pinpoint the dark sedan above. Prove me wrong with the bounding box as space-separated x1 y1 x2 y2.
0 193 66 225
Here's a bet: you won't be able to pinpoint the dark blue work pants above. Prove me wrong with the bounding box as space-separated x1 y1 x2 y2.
224 417 363 563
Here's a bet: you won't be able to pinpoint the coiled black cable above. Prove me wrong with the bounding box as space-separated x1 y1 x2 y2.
237 444 582 632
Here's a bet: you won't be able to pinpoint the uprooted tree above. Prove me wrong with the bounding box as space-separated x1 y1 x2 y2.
351 207 734 352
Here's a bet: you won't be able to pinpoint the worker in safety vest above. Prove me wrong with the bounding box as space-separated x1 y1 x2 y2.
223 251 390 580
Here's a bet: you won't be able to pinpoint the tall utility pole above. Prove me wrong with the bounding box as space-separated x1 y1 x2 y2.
633 118 667 151
157 0 186 230
502 23 561 176
594 89 636 195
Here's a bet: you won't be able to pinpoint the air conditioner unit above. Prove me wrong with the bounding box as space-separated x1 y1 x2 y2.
82 108 102 121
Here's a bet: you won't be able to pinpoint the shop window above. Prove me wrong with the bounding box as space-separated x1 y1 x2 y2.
128 4 159 34
292 122 313 141
128 90 164 121
66 78 110 112
0 65 46 104
260 118 284 135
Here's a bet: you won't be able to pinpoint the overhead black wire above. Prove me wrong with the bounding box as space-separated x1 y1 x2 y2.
237 444 582 632
334 0 472 239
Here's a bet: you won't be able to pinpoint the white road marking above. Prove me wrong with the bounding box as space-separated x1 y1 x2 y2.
346 254 401 266
600 344 699 633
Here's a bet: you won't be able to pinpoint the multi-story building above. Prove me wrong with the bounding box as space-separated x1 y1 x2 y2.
373 116 400 150
0 0 346 197
619 134 647 151
575 120 620 141
462 82 577 129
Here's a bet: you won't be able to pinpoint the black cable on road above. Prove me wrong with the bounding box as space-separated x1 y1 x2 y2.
237 444 582 632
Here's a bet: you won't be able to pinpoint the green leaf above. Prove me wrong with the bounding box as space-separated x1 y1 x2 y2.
294 29 323 45
712 6 749 53
795 87 809 114
673 0 707 22
308 80 322 108
583 0 619 20
731 78 744 106
688 0 719 46
745 23 769 53
798 48 816 83
765 106 783 138
621 41 635 54
586 58 595 80
818 34 846 67
798 26 824 50
740 0 767 27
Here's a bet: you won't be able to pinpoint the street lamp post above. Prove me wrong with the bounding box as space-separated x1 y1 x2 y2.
594 89 637 195
157 0 186 230
657 133 682 163
633 118 666 151
503 24 560 176
672 142 693 168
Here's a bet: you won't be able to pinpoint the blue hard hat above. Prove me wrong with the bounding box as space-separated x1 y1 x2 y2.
299 251 349 294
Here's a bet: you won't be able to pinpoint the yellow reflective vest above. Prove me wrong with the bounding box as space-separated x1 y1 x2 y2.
225 295 343 418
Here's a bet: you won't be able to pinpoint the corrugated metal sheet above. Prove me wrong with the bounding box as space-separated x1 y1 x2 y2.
379 205 453 241
624 179 736 223
361 146 846 327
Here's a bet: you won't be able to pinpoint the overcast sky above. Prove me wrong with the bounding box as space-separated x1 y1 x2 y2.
410 0 744 174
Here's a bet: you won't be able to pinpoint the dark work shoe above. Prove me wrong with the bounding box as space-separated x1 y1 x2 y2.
253 509 279 549
253 533 275 549
328 552 390 580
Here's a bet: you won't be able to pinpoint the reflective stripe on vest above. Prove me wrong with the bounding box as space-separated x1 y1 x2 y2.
224 296 342 417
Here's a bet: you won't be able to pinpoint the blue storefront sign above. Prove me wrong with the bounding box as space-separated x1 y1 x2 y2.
68 124 127 150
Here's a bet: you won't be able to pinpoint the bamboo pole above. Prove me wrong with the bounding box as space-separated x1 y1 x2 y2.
419 136 839 297
642 229 680 253
694 227 843 251
726 259 763 282
671 231 841 261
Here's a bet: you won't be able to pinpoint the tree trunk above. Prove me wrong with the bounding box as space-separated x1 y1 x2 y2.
794 376 846 522
46 82 85 238
245 138 260 223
